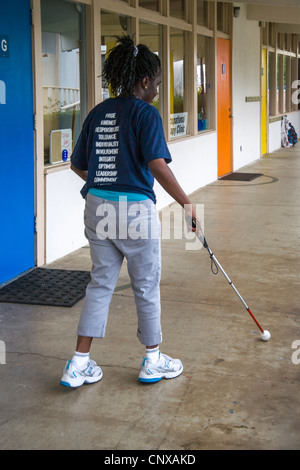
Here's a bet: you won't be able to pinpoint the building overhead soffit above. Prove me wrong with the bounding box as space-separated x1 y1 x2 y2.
246 4 300 30
231 0 300 6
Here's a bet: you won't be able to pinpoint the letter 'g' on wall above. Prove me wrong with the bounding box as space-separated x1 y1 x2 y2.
0 34 9 104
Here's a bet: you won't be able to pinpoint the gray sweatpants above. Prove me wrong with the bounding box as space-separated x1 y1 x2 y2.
77 193 162 346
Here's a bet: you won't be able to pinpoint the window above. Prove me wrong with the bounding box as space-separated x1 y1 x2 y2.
217 2 230 35
170 28 189 139
139 21 163 115
298 56 300 110
41 0 86 165
170 0 187 21
97 1 216 141
266 23 300 117
291 56 298 111
268 23 276 48
284 55 288 113
277 54 283 114
197 0 209 28
139 0 160 12
268 51 276 116
100 11 131 101
197 35 212 131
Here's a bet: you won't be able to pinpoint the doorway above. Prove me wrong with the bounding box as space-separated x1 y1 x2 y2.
261 48 268 155
217 38 232 177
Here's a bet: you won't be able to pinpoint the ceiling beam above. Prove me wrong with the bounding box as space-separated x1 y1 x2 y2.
232 0 300 6
247 5 300 24
277 23 300 34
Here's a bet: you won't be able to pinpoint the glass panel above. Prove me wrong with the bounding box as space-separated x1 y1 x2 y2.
268 51 276 115
291 34 297 54
170 0 186 20
170 28 188 139
197 0 209 27
41 0 86 165
291 56 298 111
101 11 131 100
298 57 300 110
217 2 229 34
139 21 162 115
277 54 281 114
197 35 212 131
217 2 224 32
283 55 287 113
139 0 160 12
268 23 275 48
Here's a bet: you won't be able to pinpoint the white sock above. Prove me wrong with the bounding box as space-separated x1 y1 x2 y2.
146 347 160 364
72 351 89 369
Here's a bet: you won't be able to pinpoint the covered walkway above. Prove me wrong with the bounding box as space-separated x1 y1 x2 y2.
0 146 299 450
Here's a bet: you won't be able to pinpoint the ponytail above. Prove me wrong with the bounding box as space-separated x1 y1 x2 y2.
102 35 161 97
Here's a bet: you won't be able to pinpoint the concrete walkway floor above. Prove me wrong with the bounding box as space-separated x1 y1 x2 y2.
0 147 299 451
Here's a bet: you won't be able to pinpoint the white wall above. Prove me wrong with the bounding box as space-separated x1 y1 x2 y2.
268 119 282 153
268 111 300 153
286 111 300 136
155 131 218 209
45 169 86 264
232 4 261 170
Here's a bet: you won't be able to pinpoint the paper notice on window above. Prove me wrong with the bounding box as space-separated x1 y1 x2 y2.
50 129 72 164
170 112 188 138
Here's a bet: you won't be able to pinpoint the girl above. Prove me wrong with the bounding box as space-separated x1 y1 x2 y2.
60 35 200 387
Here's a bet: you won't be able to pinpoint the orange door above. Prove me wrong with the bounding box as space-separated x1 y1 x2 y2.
217 38 232 177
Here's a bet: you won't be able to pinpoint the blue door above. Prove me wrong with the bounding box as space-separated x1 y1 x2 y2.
0 0 35 284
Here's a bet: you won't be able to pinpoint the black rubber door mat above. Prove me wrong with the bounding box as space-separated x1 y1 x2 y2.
0 268 91 307
220 173 263 181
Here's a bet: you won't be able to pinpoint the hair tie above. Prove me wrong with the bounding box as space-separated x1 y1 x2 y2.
133 45 138 57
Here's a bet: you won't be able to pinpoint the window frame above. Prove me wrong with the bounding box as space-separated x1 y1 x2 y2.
96 0 217 141
264 22 300 117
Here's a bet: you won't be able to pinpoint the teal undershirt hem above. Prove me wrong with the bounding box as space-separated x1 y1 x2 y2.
89 188 149 201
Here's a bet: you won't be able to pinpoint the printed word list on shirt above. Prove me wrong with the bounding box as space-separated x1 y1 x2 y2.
94 113 119 184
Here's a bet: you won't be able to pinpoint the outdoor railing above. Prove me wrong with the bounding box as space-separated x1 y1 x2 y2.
43 86 80 113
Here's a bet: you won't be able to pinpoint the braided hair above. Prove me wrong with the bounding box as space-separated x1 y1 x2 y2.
102 35 161 98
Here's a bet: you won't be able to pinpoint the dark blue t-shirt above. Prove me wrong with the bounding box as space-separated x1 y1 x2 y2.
71 97 172 203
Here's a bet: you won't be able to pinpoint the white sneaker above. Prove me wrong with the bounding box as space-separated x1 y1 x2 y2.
60 359 103 388
138 352 183 383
